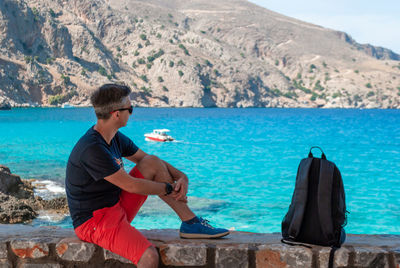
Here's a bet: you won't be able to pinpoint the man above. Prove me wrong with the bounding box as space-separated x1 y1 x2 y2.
65 84 229 268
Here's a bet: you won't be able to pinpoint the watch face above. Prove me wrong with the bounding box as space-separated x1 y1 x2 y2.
166 183 173 195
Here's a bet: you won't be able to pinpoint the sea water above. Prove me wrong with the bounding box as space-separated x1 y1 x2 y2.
0 108 399 234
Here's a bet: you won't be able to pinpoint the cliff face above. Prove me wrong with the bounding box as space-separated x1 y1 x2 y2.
0 0 399 108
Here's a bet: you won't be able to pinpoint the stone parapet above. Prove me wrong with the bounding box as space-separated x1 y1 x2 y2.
0 224 400 267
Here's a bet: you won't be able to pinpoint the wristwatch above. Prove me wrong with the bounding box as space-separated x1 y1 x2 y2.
164 182 173 196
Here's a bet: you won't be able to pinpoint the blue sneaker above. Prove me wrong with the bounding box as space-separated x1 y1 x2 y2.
179 217 230 239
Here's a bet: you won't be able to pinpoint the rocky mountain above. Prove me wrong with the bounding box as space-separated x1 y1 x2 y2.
0 0 399 108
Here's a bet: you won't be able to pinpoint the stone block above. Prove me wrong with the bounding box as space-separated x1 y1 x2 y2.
318 247 350 267
103 249 132 264
10 239 49 259
16 260 62 268
55 237 95 262
255 244 312 268
0 242 7 259
159 243 207 266
215 244 248 268
390 247 400 268
353 246 389 268
0 259 11 268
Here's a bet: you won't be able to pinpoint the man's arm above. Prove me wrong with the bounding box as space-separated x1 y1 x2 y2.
162 160 189 201
162 160 188 182
125 149 148 163
104 168 168 195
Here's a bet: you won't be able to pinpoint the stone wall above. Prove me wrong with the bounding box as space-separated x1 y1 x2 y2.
1 224 400 267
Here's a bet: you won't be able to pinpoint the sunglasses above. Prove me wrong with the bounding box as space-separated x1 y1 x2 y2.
110 105 133 114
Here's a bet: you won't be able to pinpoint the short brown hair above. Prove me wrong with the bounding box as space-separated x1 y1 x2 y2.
90 84 131 119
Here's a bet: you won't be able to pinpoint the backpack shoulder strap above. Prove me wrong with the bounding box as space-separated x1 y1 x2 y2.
328 246 339 268
287 157 313 239
318 159 335 242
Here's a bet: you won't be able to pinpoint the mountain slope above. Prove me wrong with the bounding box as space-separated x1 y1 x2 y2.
0 0 399 108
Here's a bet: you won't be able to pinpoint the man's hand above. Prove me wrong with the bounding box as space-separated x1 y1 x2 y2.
170 176 188 202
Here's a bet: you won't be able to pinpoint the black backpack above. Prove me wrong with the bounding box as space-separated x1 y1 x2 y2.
281 147 347 266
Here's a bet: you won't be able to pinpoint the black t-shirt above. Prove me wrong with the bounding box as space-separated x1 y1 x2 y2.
65 126 138 228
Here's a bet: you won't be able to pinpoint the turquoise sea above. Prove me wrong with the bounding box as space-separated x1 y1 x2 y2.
0 108 399 234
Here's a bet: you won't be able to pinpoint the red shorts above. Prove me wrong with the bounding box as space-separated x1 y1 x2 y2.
74 167 152 264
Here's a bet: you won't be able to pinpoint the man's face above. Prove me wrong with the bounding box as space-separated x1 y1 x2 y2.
118 97 132 127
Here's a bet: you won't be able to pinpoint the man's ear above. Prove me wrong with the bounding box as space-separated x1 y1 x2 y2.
109 111 118 119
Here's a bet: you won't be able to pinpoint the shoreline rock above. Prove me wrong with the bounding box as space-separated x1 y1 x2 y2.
0 97 11 110
0 165 68 224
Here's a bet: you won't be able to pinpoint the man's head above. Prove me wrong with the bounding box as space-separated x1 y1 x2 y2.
90 84 132 120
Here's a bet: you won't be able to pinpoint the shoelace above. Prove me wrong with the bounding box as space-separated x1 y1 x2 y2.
200 219 215 229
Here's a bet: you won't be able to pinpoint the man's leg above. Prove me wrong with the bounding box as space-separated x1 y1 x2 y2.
133 155 229 238
135 155 195 221
75 203 158 267
137 247 158 268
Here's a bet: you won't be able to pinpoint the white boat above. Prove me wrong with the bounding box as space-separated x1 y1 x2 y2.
61 103 75 108
144 129 174 142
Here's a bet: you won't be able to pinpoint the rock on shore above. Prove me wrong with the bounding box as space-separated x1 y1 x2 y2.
0 97 11 110
0 165 68 224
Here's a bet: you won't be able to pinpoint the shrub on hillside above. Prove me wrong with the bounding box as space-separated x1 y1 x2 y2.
98 66 107 76
140 75 148 82
49 94 63 105
177 60 185 66
178 44 190 55
61 74 70 85
367 91 375 97
49 8 56 18
314 80 324 91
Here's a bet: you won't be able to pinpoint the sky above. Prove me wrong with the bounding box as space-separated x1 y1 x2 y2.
249 0 400 54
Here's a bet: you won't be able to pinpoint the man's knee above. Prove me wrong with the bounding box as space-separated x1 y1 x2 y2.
136 155 163 178
136 155 173 183
138 246 159 268
138 155 162 168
